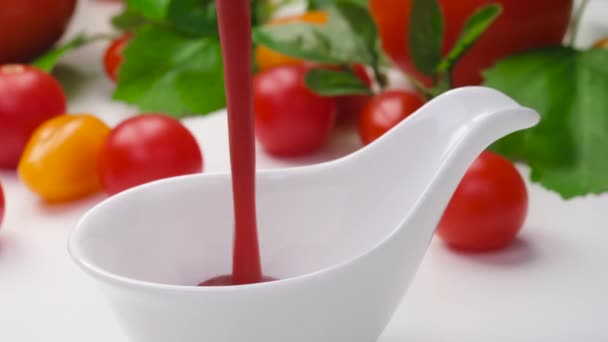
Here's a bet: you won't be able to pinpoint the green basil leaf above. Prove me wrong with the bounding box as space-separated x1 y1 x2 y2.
125 0 171 20
114 25 225 117
484 47 608 198
167 0 218 36
252 0 274 26
332 1 378 64
253 2 377 66
111 9 149 31
309 0 368 10
305 68 372 96
408 0 444 78
253 23 345 64
438 4 502 74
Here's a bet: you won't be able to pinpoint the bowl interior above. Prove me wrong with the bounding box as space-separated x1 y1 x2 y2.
70 169 404 286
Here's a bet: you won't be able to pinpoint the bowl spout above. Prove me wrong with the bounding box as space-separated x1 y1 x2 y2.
339 86 540 271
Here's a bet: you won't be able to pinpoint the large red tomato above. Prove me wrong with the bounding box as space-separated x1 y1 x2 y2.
437 151 528 251
98 114 203 196
254 65 337 156
370 0 573 87
0 0 77 63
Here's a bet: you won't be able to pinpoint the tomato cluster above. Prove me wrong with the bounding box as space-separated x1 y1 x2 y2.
1 2 554 250
249 8 537 252
0 65 203 209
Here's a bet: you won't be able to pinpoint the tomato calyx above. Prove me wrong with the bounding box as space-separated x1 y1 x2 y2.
404 0 503 98
253 1 502 102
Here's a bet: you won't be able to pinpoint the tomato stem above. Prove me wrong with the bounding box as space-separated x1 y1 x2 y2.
569 0 590 47
371 64 388 90
430 73 452 98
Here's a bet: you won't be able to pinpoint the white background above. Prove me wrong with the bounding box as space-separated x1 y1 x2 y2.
1 1 608 341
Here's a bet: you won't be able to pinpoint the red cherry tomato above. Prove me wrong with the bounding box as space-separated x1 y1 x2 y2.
335 64 373 123
358 90 425 145
437 151 528 251
0 65 67 169
98 114 203 195
370 0 573 86
0 182 4 230
0 0 76 63
103 34 132 82
254 65 337 156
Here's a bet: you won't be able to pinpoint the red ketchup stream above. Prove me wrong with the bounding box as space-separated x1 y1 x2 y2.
200 0 273 286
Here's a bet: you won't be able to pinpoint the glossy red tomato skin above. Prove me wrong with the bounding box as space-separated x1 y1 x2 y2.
336 64 373 123
370 0 573 87
358 90 425 145
98 114 203 196
0 0 77 63
103 34 132 82
0 182 5 230
254 65 337 156
437 151 528 251
0 65 67 169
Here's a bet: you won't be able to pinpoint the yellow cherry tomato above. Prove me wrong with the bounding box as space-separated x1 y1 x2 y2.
18 114 110 203
255 11 329 71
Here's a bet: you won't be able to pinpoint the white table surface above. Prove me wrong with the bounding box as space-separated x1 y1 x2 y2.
1 1 608 341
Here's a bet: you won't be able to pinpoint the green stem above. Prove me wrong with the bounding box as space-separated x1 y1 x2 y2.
405 74 435 100
371 63 388 90
88 33 120 43
569 0 590 47
430 75 451 98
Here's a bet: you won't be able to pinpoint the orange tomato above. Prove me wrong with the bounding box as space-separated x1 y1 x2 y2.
255 11 329 71
18 114 110 203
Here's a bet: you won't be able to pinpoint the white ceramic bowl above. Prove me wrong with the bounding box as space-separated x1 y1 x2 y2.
69 87 539 342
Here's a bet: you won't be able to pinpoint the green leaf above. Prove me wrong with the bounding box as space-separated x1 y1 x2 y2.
125 0 171 20
305 68 372 96
252 0 274 26
31 34 91 72
253 1 377 65
408 0 444 78
111 9 149 31
484 47 608 198
253 23 344 64
114 25 225 118
309 0 368 10
332 1 378 63
167 0 218 36
437 4 502 74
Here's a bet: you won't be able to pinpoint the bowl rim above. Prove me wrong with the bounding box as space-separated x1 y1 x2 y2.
67 168 408 295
